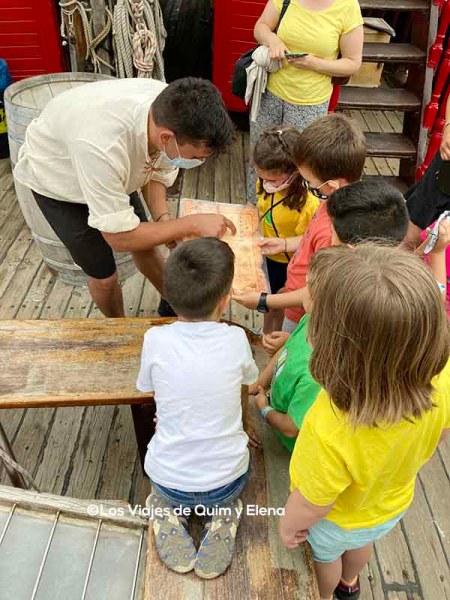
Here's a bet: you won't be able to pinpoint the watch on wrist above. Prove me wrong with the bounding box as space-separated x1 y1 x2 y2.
259 405 275 422
256 292 269 313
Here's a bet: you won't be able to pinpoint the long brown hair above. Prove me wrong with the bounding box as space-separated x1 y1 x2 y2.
253 127 307 211
307 244 449 426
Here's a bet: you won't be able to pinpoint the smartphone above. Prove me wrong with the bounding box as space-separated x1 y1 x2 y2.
437 160 450 196
285 52 307 59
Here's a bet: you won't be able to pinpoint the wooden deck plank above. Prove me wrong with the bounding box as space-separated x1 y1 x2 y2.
401 483 450 600
0 201 26 264
197 156 216 202
375 523 421 595
418 454 450 558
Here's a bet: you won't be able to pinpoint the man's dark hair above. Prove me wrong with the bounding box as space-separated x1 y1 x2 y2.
292 113 366 183
164 238 235 319
152 78 235 153
327 179 409 244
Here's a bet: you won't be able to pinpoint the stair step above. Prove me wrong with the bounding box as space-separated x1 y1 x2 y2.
359 0 429 10
363 175 409 194
338 87 421 111
363 43 426 63
365 133 416 158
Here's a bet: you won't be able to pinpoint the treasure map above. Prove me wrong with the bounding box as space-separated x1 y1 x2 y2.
179 199 269 294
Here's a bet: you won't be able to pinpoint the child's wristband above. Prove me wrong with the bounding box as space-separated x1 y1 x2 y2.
259 405 275 422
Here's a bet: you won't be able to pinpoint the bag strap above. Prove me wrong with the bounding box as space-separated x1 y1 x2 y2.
275 0 291 33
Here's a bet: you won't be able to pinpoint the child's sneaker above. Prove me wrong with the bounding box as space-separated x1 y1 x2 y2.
334 577 360 599
146 493 196 573
194 498 243 579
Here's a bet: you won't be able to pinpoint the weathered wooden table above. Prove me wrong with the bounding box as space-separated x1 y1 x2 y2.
0 317 167 486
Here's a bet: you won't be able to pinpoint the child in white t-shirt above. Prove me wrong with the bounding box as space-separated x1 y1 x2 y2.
137 237 258 579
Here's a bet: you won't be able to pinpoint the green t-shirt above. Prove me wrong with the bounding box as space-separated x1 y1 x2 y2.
270 314 321 452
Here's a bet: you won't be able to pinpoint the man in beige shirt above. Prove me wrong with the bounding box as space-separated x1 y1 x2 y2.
14 77 236 317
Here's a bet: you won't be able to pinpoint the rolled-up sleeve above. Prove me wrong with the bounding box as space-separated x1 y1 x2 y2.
70 138 141 234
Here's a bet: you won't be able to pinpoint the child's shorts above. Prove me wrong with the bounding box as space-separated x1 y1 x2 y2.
308 513 404 563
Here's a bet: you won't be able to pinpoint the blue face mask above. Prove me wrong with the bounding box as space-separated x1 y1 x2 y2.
163 138 205 170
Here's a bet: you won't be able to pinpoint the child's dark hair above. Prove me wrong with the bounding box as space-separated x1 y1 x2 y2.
164 238 235 319
327 179 409 244
152 78 235 153
253 127 307 211
292 114 366 183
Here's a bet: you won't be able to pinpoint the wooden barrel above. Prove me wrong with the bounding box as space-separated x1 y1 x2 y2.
4 72 136 287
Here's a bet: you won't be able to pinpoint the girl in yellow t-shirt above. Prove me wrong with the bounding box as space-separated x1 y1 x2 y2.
253 127 318 332
279 244 450 600
247 0 364 202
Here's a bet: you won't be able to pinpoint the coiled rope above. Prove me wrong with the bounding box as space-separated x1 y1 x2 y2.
59 0 166 80
59 0 115 73
113 0 166 80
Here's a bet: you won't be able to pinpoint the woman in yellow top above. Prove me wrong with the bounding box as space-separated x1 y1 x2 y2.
254 127 319 332
248 0 364 202
279 245 450 600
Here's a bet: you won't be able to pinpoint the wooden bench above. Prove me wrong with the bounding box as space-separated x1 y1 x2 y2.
0 317 319 598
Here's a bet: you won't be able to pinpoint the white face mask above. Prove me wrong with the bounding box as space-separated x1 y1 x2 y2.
262 172 296 194
162 137 205 170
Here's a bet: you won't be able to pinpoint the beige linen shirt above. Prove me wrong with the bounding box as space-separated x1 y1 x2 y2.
14 78 178 233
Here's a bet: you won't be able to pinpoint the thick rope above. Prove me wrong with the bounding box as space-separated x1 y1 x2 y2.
59 0 115 73
112 0 166 80
0 448 40 492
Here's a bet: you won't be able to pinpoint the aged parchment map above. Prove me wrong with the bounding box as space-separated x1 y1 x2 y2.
179 199 269 294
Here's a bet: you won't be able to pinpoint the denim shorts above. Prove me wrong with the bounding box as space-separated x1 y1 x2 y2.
308 513 404 563
151 468 250 509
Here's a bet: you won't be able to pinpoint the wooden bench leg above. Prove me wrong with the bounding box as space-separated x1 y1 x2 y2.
0 421 27 489
130 402 156 471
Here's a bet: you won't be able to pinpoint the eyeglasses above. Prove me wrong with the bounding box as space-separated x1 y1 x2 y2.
302 179 329 200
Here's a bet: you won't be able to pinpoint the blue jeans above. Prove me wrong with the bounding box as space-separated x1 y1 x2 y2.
151 468 250 509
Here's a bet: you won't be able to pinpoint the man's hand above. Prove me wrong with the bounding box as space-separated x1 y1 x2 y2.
258 237 286 256
263 331 289 355
441 126 450 160
232 291 261 309
189 214 236 239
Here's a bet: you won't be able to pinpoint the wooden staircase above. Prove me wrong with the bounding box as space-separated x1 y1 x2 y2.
337 0 435 188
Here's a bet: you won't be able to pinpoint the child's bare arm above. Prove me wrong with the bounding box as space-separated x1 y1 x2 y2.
259 236 301 256
253 386 298 437
279 489 333 549
241 385 261 448
233 287 306 311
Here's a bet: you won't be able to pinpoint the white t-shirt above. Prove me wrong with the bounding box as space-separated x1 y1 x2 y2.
14 78 178 234
136 321 259 491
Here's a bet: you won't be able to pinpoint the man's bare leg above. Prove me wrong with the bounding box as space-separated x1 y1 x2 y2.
132 247 165 294
87 272 125 317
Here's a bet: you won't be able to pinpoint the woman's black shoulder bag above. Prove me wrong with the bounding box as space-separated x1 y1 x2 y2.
231 0 290 100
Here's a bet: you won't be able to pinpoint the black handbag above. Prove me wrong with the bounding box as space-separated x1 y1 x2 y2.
231 0 290 100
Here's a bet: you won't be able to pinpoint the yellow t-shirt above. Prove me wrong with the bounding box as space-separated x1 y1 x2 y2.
267 0 364 105
290 359 450 529
257 189 319 263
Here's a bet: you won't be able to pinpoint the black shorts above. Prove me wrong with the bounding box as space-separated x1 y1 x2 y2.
405 152 450 230
266 258 288 294
32 190 147 279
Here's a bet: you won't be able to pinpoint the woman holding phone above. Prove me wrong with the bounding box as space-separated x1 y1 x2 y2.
248 0 364 201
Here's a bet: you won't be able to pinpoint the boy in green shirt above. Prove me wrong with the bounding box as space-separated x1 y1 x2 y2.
251 180 409 450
